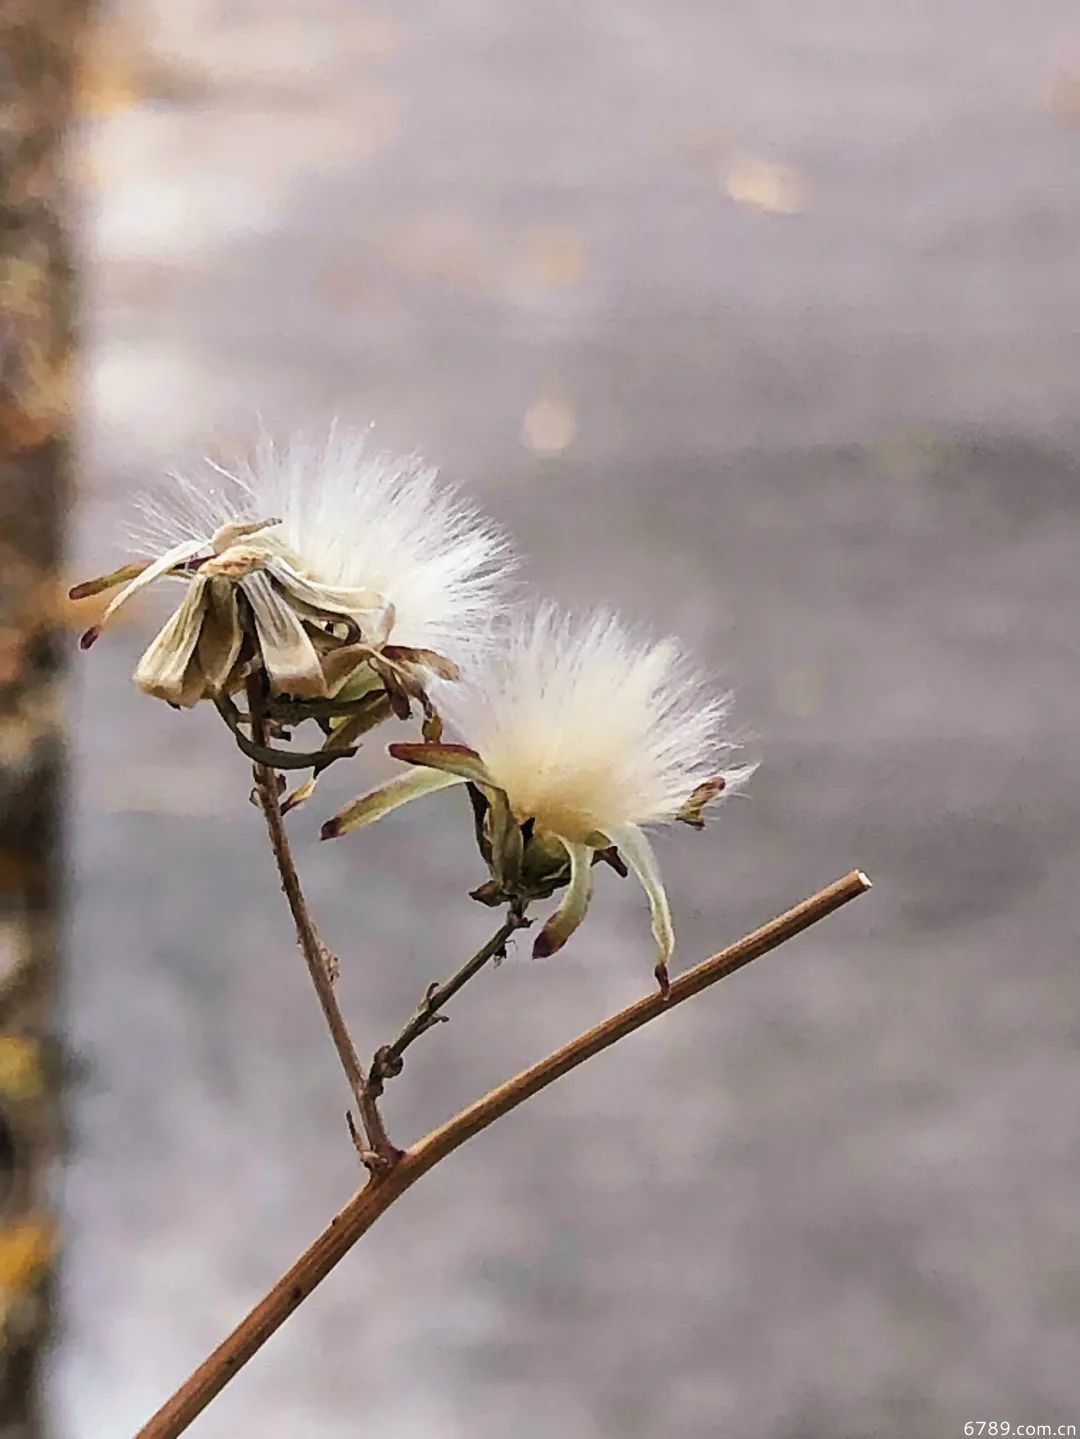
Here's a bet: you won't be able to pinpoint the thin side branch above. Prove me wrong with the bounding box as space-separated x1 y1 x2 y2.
133 869 871 1439
246 677 399 1170
369 908 531 1097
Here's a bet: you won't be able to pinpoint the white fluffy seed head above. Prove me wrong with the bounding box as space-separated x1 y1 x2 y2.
133 427 514 655
437 605 751 844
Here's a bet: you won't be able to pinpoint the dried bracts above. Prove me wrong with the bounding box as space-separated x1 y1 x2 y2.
324 606 754 991
71 429 514 770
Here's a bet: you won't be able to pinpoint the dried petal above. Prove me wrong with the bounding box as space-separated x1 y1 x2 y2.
134 575 211 706
240 570 328 698
533 842 593 957
602 823 675 991
195 577 244 694
263 555 389 630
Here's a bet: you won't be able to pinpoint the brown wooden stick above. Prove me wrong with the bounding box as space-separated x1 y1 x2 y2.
246 677 399 1170
133 869 870 1439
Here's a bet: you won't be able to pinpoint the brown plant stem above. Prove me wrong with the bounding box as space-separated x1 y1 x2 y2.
369 907 530 1097
133 869 871 1439
245 676 399 1170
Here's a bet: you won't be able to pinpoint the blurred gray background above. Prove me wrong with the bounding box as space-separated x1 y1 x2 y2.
57 2 1080 1435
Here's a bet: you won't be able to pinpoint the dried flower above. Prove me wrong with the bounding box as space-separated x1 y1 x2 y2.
71 430 514 731
324 606 754 990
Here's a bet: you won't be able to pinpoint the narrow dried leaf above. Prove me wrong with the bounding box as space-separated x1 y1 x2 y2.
332 665 385 705
275 696 394 793
231 725 357 771
387 741 494 787
210 517 281 551
321 642 378 695
466 782 493 863
280 774 319 816
101 538 207 626
487 787 523 890
69 561 150 601
382 645 461 682
321 766 466 838
378 663 414 720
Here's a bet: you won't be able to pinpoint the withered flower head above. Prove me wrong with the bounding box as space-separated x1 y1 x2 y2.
71 429 514 719
324 605 754 990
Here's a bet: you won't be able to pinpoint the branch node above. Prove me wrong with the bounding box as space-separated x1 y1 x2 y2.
346 1111 402 1174
372 1045 404 1082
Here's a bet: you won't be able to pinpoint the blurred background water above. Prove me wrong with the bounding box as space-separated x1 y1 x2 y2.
48 1 1080 1434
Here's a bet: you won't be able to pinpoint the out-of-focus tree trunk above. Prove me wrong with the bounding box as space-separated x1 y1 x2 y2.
0 2 88 1432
